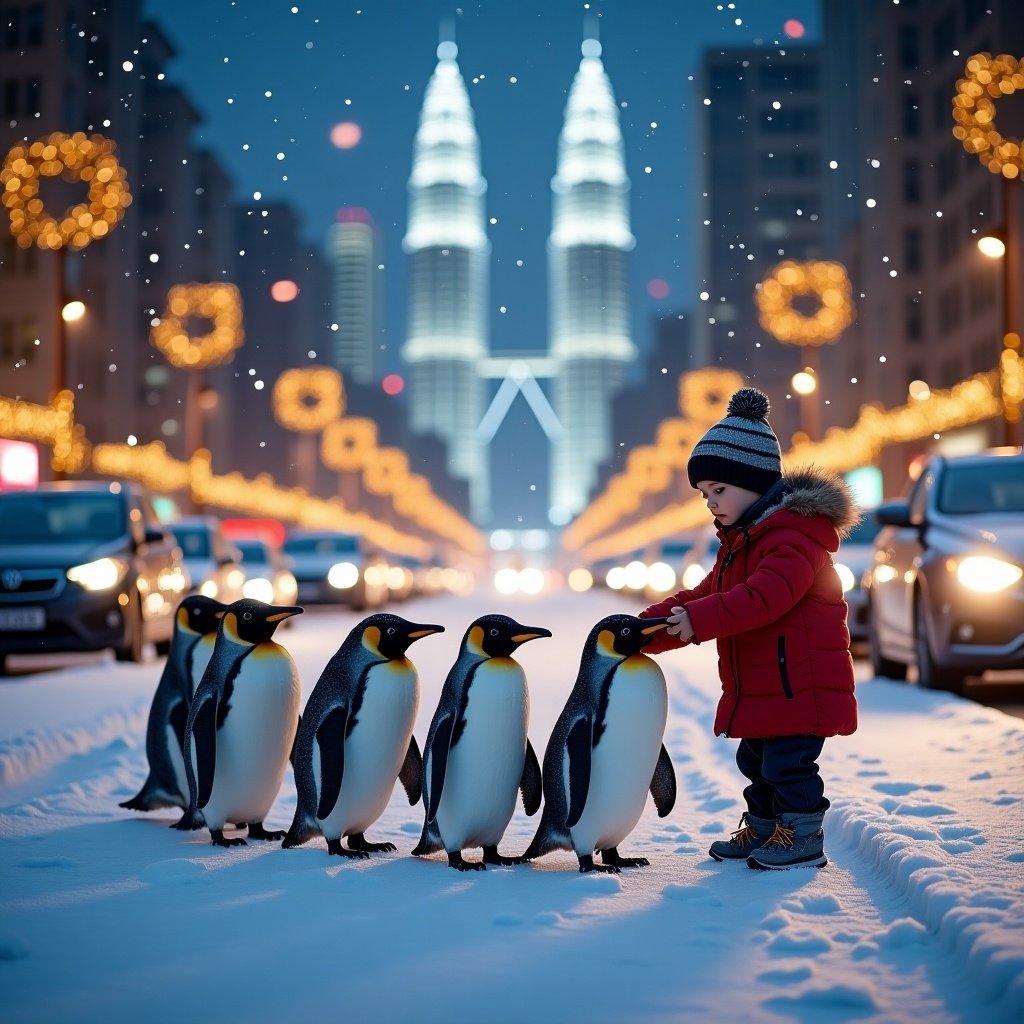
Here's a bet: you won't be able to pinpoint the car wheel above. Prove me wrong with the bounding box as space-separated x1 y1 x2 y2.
868 601 907 680
914 596 964 694
115 596 145 663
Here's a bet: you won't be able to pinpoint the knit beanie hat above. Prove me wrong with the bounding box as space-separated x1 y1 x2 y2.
687 387 783 493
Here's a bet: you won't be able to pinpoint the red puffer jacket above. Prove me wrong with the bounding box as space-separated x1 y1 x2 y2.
641 468 859 739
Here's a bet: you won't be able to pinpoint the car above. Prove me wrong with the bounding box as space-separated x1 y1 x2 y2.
0 480 188 670
234 537 299 608
864 447 1024 693
836 514 882 645
281 530 389 610
167 516 247 604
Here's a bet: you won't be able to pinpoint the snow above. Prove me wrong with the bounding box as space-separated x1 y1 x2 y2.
1 588 1022 1022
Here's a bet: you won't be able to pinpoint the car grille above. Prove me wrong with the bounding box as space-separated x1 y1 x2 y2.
0 568 66 600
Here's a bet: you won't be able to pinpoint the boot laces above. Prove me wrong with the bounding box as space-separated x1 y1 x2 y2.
730 823 758 847
763 822 795 849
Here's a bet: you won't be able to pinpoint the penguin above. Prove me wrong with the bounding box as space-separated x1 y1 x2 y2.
522 613 677 873
283 613 444 857
173 598 303 847
412 614 550 871
120 595 226 811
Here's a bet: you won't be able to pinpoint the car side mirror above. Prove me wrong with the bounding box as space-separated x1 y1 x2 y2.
874 500 914 529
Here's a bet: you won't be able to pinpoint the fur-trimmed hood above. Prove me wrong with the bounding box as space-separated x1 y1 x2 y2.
736 465 862 541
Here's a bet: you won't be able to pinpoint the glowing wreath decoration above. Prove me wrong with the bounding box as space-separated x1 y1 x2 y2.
151 283 244 369
1 132 132 250
756 260 854 346
363 448 410 496
273 368 344 433
952 53 1024 179
320 417 378 471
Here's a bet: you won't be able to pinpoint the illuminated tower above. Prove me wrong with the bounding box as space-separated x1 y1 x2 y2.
402 40 491 522
548 38 636 523
327 208 379 386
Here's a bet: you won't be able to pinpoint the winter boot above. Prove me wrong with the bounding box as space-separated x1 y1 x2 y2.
746 812 827 870
708 812 776 861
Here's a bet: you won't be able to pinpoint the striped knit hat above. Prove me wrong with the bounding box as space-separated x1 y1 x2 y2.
687 387 782 493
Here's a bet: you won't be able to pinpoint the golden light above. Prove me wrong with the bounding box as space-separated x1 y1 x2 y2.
792 370 817 395
567 568 593 592
320 417 378 471
1 132 132 250
151 283 244 369
908 379 931 401
61 299 86 322
270 279 299 302
272 367 344 433
330 122 362 149
977 233 1007 258
756 260 855 345
952 53 1024 179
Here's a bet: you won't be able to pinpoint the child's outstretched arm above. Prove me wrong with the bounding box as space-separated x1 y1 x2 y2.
639 571 716 654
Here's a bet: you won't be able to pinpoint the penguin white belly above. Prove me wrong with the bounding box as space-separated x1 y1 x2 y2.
571 655 667 855
317 660 419 838
436 659 528 850
202 647 300 829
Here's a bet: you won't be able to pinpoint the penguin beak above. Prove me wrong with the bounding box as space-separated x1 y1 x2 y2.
511 627 553 643
640 619 671 635
408 624 445 639
266 606 304 623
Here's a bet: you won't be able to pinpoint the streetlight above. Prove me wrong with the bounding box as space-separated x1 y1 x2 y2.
791 368 819 441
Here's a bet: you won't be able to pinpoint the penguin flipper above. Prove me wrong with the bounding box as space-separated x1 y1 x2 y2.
650 743 677 817
169 699 188 757
411 816 444 857
564 716 593 830
315 705 349 821
522 808 573 860
289 713 301 768
520 738 542 816
192 693 218 810
425 713 454 824
398 735 423 805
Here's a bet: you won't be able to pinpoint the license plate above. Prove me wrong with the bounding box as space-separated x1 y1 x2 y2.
0 607 46 630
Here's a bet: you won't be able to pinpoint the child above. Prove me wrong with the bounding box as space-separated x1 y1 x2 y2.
640 387 859 870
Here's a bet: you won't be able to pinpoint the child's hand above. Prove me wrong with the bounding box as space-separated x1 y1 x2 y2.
666 606 695 641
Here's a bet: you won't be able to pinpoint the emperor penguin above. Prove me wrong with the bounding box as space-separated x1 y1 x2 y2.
120 595 226 812
283 613 444 857
523 613 677 873
412 614 550 871
173 598 303 847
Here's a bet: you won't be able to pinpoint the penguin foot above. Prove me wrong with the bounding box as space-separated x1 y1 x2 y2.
246 822 286 842
601 847 650 868
327 838 369 859
448 851 486 872
482 845 524 866
348 833 396 854
210 829 248 848
578 854 620 874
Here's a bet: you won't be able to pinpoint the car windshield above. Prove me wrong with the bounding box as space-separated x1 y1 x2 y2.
283 534 360 556
938 462 1024 514
843 518 882 545
169 526 212 558
0 492 125 542
235 539 269 563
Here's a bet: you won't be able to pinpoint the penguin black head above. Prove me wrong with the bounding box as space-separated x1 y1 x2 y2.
587 613 671 661
464 613 552 659
357 613 445 660
221 598 303 646
176 594 227 637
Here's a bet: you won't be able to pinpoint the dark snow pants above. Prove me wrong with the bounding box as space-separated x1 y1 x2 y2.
736 735 830 818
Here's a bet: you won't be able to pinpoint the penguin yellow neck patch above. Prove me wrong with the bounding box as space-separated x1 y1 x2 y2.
222 613 249 646
362 626 383 658
597 629 624 660
467 625 488 657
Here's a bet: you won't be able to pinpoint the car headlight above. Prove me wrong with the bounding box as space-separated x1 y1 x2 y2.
834 563 856 593
243 577 275 603
327 561 359 589
67 557 127 591
955 556 1023 593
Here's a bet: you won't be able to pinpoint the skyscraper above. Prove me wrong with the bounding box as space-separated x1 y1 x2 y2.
327 208 378 386
547 38 636 523
401 40 490 523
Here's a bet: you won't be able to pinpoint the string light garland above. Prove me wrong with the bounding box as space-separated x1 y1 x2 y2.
0 390 89 473
272 367 345 433
151 283 244 368
755 260 855 345
1 132 132 250
952 53 1024 179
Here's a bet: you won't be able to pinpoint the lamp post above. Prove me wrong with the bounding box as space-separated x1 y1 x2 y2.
791 367 819 441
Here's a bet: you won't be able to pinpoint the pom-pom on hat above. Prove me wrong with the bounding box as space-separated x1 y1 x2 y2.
687 387 783 494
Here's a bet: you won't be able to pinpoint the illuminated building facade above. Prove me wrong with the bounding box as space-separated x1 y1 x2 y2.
547 39 636 522
327 208 379 386
401 41 491 522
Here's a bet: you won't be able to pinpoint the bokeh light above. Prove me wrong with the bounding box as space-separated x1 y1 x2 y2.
270 279 299 302
646 278 670 299
381 373 405 396
330 122 362 149
784 19 805 39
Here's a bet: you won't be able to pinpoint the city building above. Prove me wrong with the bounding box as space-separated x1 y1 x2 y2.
327 207 380 386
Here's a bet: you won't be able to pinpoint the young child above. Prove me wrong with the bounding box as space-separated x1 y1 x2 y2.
640 387 859 870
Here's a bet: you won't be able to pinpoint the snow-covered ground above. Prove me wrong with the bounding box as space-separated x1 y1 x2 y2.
1 588 1021 1023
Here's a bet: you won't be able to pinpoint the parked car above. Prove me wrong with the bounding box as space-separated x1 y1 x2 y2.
282 530 389 610
167 516 247 604
0 481 188 670
864 448 1024 692
836 514 882 645
234 537 299 608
